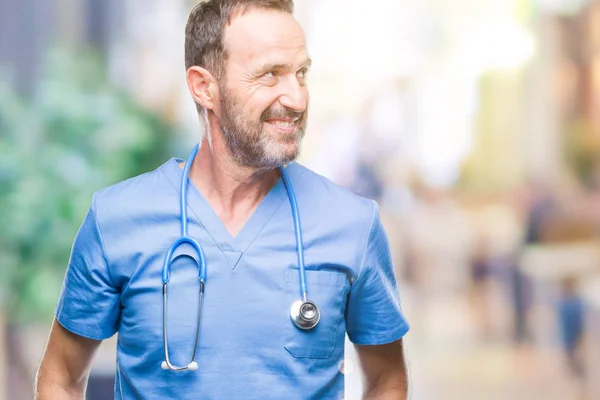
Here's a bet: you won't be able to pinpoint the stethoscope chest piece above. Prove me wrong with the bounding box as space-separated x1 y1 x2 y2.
290 299 320 330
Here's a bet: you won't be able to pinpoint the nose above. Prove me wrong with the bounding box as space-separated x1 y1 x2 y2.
278 75 308 113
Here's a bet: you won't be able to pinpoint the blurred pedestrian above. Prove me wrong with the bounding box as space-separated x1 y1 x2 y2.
556 276 585 377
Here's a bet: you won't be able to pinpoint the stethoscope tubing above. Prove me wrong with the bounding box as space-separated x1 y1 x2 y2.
161 143 207 284
279 166 309 301
161 143 206 371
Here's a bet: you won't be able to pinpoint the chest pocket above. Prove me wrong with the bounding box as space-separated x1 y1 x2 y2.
284 269 349 359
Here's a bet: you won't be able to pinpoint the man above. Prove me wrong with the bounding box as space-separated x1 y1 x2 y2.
35 1 410 398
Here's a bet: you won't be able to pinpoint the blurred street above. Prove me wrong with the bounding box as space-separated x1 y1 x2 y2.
400 288 585 400
344 280 589 400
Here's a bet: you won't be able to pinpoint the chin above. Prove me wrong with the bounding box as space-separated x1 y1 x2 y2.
256 134 302 167
281 141 301 161
263 147 299 168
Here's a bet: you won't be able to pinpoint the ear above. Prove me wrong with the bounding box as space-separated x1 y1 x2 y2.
187 66 219 110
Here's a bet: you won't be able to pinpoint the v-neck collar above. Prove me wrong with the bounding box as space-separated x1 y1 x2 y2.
160 157 289 270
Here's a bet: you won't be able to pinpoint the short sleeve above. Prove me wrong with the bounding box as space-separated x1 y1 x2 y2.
55 197 121 340
346 202 409 345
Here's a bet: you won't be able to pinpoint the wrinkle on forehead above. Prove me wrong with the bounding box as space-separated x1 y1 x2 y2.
223 9 308 70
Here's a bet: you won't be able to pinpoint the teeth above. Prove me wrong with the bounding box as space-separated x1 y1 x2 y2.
270 121 295 128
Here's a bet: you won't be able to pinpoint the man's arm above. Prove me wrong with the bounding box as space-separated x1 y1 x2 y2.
355 338 408 400
35 318 102 399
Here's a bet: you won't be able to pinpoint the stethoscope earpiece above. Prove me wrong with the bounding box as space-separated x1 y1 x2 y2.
290 299 320 330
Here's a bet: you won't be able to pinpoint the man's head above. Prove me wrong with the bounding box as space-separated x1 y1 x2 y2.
185 0 310 169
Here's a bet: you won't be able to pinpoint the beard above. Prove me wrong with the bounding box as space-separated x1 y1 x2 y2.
217 86 307 170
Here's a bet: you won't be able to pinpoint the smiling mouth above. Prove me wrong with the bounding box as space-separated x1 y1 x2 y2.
267 120 295 128
264 119 299 133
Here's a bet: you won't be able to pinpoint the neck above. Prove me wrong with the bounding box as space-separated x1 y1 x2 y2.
182 135 280 237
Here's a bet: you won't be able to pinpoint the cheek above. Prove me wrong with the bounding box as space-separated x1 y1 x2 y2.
242 90 280 120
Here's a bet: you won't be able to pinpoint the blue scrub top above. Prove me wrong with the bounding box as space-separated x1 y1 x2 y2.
56 157 409 399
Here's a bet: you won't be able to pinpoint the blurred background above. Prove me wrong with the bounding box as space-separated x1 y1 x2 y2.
1 0 600 398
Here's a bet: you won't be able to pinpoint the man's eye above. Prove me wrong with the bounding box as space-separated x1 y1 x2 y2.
297 69 309 80
262 72 276 79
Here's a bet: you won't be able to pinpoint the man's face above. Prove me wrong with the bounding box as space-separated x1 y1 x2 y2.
217 9 310 169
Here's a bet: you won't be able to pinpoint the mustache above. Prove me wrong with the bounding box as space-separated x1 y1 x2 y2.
261 106 304 121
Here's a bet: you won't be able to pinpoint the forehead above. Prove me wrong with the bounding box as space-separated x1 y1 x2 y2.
223 9 308 69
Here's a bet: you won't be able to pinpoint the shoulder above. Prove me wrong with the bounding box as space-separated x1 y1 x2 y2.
290 162 378 233
90 158 177 219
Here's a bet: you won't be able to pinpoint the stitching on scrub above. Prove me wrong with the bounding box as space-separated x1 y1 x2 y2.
187 206 226 253
55 313 112 341
157 159 183 194
242 190 287 253
158 161 226 255
59 269 111 339
240 163 308 257
350 321 410 346
91 194 117 288
354 200 378 285
245 163 308 249
284 270 344 359
117 358 124 400
115 358 145 400
90 167 161 288
68 198 117 337
284 269 346 286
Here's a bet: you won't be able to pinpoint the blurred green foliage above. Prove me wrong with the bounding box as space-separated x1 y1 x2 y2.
0 48 174 324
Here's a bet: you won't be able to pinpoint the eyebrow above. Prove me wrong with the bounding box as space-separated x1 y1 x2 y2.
256 58 312 74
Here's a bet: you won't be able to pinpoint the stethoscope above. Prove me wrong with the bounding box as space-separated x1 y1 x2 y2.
160 143 320 371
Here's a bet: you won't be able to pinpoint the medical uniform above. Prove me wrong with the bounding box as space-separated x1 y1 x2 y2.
56 157 410 399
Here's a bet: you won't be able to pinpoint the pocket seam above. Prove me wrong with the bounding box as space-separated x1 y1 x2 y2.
284 271 346 359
